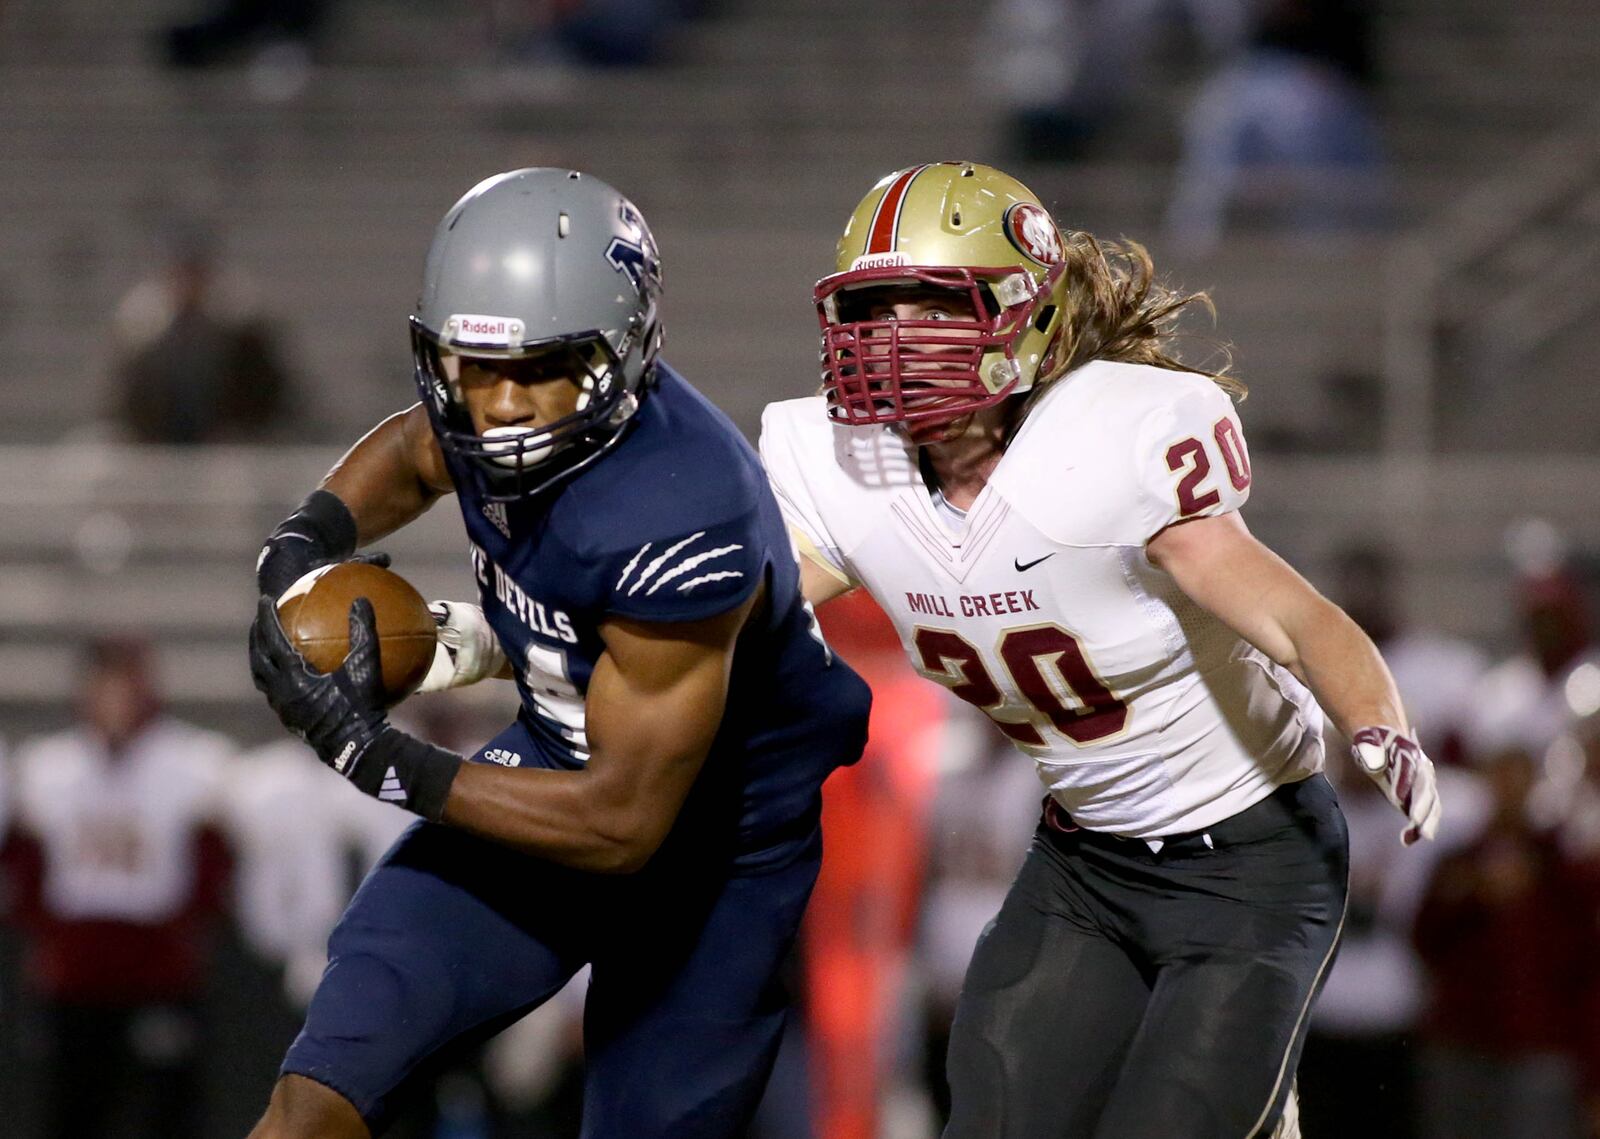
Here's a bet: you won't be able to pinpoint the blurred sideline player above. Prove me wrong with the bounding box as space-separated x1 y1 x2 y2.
5 636 233 1139
245 168 869 1139
759 161 1442 1137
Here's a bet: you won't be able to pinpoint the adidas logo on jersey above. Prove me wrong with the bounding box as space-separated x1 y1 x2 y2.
482 748 522 767
378 767 407 803
482 501 511 539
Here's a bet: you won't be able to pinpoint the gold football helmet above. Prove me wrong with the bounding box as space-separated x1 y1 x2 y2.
815 161 1072 430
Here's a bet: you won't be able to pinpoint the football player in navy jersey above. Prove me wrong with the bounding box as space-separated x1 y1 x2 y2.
245 168 871 1139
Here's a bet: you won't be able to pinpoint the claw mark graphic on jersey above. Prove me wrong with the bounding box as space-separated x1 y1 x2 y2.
615 541 652 591
625 532 704 595
649 543 745 595
618 532 747 597
676 569 744 592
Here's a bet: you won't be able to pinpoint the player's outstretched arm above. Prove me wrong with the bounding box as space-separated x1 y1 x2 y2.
1147 512 1441 844
441 594 758 872
257 405 452 598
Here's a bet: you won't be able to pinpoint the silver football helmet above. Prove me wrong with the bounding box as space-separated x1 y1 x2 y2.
410 168 664 500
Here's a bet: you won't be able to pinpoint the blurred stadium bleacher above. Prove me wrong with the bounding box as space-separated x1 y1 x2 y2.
1 0 1597 739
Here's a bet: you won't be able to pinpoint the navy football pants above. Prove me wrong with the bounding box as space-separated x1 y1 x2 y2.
282 811 820 1137
944 775 1348 1139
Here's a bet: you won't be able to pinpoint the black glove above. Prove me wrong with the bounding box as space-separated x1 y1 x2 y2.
257 489 391 599
248 594 461 819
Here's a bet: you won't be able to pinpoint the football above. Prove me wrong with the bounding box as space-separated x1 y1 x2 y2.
275 562 436 707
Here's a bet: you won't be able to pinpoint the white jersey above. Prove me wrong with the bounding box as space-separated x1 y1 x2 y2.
760 360 1324 839
224 740 412 1006
15 717 231 922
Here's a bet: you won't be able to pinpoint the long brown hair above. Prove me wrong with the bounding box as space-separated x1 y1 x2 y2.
1024 233 1243 416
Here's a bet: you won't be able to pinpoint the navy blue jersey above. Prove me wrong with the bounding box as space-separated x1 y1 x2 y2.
443 362 870 852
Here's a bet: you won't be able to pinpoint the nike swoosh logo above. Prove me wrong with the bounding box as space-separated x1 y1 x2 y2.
1014 553 1055 572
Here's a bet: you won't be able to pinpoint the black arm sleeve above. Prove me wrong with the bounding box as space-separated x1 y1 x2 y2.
256 489 361 597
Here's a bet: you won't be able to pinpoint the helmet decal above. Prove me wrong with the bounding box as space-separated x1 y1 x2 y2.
445 313 525 347
1002 202 1064 266
606 201 661 296
865 164 931 254
850 251 910 271
605 235 653 294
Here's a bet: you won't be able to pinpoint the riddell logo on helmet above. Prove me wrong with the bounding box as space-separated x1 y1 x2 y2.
448 313 523 346
851 252 910 271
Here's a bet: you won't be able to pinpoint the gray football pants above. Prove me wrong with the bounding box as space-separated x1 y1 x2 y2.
944 775 1348 1139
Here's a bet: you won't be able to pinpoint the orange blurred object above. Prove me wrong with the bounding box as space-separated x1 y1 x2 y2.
806 591 945 1139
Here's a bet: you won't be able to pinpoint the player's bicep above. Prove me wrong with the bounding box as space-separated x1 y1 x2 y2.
1146 512 1318 667
401 402 455 495
320 405 452 543
583 595 757 851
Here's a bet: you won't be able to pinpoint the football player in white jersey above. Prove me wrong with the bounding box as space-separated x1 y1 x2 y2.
759 161 1442 1138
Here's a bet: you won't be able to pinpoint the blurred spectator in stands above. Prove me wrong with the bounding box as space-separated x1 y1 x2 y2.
980 0 1249 161
470 0 692 104
1412 741 1592 1139
1335 543 1489 768
1164 0 1390 253
1300 752 1487 1138
552 0 687 66
0 736 10 849
1552 674 1600 859
160 0 327 69
1297 543 1490 1136
106 217 298 445
1465 536 1597 770
0 636 233 1139
1563 723 1600 1139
